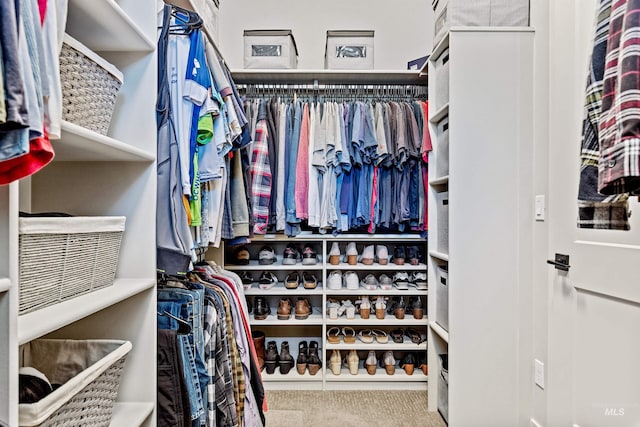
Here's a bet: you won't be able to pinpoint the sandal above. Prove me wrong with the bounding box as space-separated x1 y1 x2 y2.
327 327 341 344
357 329 374 344
405 328 425 344
390 328 405 344
372 329 389 344
342 327 356 344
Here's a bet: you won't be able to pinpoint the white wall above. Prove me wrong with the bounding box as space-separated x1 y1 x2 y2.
218 0 432 70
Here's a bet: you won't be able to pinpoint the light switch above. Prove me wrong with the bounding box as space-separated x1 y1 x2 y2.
535 195 545 221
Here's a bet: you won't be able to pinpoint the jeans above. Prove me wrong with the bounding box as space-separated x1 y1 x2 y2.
158 329 192 427
285 101 302 235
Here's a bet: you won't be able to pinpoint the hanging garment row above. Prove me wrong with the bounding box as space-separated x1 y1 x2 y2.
226 96 433 239
157 264 265 427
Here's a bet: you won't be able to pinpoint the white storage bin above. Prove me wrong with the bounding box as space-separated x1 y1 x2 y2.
435 117 449 178
433 0 530 46
243 30 298 69
438 353 449 423
436 266 449 331
434 48 450 110
325 30 374 70
436 191 449 254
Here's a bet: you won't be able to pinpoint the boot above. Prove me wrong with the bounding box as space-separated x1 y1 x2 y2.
307 341 322 375
264 341 279 374
277 297 292 320
296 341 308 374
279 341 294 374
254 296 271 320
252 330 266 371
329 349 341 375
347 349 359 375
295 297 311 320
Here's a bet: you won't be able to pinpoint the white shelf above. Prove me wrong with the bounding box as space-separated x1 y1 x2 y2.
325 367 428 382
429 321 449 344
18 278 155 344
326 288 427 296
0 278 10 293
260 370 322 382
429 103 449 124
247 233 426 242
66 0 154 52
231 69 427 85
225 261 324 271
249 313 324 326
325 340 427 351
429 175 450 186
431 31 450 62
54 121 155 162
429 251 449 262
110 402 154 427
326 315 428 327
327 262 427 271
244 283 324 295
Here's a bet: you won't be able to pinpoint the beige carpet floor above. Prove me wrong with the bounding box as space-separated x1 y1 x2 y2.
263 390 446 427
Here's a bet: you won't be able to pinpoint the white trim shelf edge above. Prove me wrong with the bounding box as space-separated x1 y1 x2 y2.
18 278 155 344
429 321 449 344
0 278 10 293
110 402 154 427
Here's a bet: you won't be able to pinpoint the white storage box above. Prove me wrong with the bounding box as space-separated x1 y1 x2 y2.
19 339 132 427
436 266 449 331
435 117 449 178
432 0 530 47
18 216 126 314
325 30 374 70
433 48 450 110
438 353 449 423
243 30 298 69
436 191 449 254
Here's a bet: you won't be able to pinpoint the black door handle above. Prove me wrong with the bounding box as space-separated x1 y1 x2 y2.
547 253 570 271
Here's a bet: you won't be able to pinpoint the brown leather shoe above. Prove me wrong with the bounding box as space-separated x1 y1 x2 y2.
277 298 292 320
295 297 311 320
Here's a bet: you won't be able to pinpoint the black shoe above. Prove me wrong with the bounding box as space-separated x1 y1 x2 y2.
307 341 322 376
254 296 271 320
406 246 420 265
296 341 308 374
259 271 278 286
233 246 250 265
392 246 406 265
238 271 253 285
279 341 294 374
264 341 279 374
282 244 300 265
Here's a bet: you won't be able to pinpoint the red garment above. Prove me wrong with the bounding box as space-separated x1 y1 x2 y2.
0 132 54 185
38 0 47 24
421 102 432 231
295 104 310 219
368 166 378 233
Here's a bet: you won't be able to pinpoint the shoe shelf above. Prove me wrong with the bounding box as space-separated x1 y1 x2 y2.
325 368 428 382
244 283 324 295
250 313 324 326
260 370 323 382
325 315 428 326
226 261 324 271
0 278 10 293
327 262 427 271
325 341 428 351
326 288 428 296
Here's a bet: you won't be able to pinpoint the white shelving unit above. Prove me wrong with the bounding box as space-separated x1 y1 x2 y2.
426 28 534 426
0 1 157 426
214 234 428 391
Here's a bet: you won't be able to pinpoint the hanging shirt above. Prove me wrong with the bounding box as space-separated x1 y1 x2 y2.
249 103 272 234
295 103 310 219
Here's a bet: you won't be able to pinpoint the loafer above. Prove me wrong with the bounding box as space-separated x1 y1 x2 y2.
302 245 318 265
329 242 341 265
258 246 276 265
295 298 312 320
360 245 375 265
282 244 299 265
277 298 292 320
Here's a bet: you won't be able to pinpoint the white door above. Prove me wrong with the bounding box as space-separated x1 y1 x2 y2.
548 1 640 426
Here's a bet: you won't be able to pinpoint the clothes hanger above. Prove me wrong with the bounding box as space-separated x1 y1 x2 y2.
158 311 192 335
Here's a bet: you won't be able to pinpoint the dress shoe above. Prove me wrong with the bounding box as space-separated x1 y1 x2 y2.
296 341 308 374
277 298 292 320
264 341 279 374
330 349 341 375
347 349 359 375
253 330 266 371
308 341 322 375
295 298 311 320
253 296 271 320
365 351 377 375
279 341 294 374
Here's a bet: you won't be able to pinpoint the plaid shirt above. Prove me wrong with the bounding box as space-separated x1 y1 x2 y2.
578 0 630 229
599 0 640 195
249 104 272 234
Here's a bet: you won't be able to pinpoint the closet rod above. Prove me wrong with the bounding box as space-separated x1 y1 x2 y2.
238 82 428 101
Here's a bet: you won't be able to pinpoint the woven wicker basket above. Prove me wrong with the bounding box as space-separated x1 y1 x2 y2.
18 216 126 314
19 339 132 427
59 34 124 135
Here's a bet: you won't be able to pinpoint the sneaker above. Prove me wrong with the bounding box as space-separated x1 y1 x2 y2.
393 272 410 290
360 245 375 265
237 271 253 286
303 272 318 289
383 350 396 375
392 246 406 265
328 242 341 265
376 245 389 265
344 271 359 290
327 271 343 290
407 246 421 265
411 271 427 290
258 246 276 265
233 246 250 265
285 272 300 289
346 242 358 265
365 351 377 375
282 244 299 265
360 274 379 291
378 274 393 291
259 271 278 289
302 246 318 265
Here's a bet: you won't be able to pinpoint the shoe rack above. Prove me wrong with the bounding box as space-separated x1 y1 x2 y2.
210 233 428 391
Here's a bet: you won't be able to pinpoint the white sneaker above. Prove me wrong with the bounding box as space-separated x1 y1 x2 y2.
328 271 343 290
393 271 410 290
378 274 393 291
361 245 375 265
346 242 358 265
329 242 341 265
344 271 359 290
360 274 379 291
411 271 428 290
